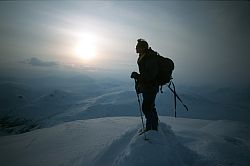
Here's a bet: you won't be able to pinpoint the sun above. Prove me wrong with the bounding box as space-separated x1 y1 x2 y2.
74 34 97 60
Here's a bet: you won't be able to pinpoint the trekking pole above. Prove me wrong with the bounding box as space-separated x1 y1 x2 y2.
168 81 189 117
134 79 148 140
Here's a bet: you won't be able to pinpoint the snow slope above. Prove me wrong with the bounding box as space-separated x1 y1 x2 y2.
1 116 249 166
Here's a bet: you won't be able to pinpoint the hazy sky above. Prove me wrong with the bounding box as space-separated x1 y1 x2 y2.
0 1 249 86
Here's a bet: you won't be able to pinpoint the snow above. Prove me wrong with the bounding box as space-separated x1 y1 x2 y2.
1 73 250 166
102 123 199 166
1 116 249 166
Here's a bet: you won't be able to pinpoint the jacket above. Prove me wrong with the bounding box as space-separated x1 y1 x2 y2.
137 48 159 88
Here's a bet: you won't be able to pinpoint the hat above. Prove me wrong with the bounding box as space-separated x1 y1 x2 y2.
136 38 148 49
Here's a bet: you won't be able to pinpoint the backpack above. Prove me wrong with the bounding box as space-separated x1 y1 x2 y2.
142 48 187 117
156 54 174 86
148 48 174 86
154 51 188 117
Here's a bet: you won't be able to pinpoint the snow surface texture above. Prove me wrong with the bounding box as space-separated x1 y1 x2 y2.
1 117 249 166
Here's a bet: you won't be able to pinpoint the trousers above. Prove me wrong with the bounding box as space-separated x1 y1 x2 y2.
142 86 159 131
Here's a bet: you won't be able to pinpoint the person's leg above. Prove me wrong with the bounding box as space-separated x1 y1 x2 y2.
142 86 159 131
142 100 152 131
152 108 159 130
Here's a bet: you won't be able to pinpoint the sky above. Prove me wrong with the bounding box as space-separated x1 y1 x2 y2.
0 1 250 86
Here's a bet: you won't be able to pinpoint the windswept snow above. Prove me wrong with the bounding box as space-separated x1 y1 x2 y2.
94 122 203 166
1 116 249 166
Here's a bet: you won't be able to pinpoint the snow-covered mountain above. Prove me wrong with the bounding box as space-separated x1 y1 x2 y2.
1 73 250 166
1 75 250 134
1 116 249 166
0 75 126 132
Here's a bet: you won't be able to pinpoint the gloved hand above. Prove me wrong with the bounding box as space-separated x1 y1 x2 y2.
130 71 140 79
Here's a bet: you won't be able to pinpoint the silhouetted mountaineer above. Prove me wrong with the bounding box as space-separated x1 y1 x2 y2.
131 39 159 131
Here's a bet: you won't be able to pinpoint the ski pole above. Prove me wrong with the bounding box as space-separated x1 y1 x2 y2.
168 81 189 113
134 79 148 140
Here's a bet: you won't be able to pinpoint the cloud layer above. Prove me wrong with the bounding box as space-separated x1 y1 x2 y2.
26 57 58 67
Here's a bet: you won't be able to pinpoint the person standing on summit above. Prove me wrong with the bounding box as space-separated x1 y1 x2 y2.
131 39 160 131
